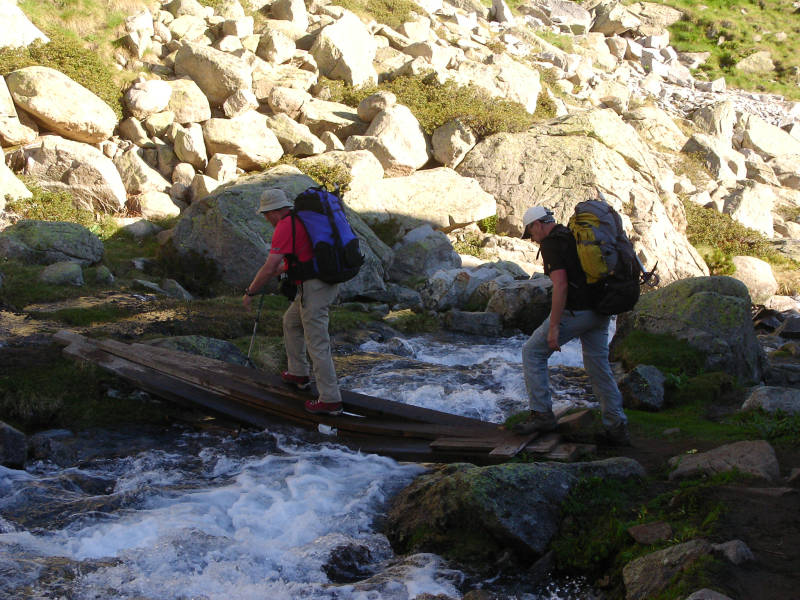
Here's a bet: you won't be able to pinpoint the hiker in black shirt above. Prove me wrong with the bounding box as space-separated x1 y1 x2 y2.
515 205 630 446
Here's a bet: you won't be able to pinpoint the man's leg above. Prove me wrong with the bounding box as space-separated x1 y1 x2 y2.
579 314 627 430
522 318 555 414
299 279 341 404
282 295 309 378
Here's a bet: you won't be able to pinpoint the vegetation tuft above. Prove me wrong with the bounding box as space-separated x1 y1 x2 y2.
666 0 800 100
330 0 420 29
317 74 537 136
612 330 707 376
0 30 124 118
683 199 777 261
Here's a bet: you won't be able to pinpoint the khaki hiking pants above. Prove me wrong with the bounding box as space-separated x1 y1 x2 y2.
283 278 341 404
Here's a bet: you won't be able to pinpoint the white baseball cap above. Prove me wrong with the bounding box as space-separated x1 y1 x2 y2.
258 189 293 213
521 206 555 238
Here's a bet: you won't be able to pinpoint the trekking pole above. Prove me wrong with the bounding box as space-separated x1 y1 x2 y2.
635 255 660 287
247 292 265 367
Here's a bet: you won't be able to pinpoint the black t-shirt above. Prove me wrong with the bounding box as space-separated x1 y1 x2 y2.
539 225 594 311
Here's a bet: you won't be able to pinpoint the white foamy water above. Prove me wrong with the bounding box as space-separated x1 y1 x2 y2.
1 330 607 599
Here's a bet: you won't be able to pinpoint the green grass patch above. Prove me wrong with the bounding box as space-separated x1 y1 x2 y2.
330 0 420 29
666 0 800 100
726 409 800 446
330 307 379 332
0 30 124 119
452 232 486 258
317 74 537 136
612 330 707 376
477 215 497 234
0 356 173 431
29 303 136 326
0 258 108 310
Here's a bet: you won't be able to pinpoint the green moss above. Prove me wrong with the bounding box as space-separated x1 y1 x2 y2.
29 303 136 326
551 477 644 576
0 30 124 119
329 307 379 332
0 356 174 431
667 371 736 405
384 309 440 334
612 330 707 376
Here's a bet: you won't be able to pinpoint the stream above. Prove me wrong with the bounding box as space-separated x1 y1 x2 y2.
0 330 604 600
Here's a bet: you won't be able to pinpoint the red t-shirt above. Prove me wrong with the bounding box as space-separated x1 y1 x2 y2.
270 215 313 278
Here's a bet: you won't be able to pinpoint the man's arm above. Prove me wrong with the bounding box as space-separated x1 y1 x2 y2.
547 268 568 351
243 252 286 309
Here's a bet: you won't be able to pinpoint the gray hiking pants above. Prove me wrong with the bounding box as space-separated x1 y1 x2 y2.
522 310 627 429
283 278 341 404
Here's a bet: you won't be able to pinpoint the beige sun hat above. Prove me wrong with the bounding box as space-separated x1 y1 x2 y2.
258 189 293 213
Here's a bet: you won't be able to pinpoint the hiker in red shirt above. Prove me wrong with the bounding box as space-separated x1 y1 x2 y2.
243 189 343 416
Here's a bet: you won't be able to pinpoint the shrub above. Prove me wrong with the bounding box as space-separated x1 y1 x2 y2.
0 30 124 118
318 74 537 136
330 0 419 29
477 215 497 234
694 244 735 275
683 199 776 261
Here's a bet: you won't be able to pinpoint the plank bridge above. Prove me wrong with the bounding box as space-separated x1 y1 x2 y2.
54 331 595 464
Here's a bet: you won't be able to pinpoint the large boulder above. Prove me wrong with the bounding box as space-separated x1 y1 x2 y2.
720 181 776 238
0 75 37 147
337 207 391 301
298 98 368 140
420 265 507 311
590 0 641 35
0 421 26 468
668 440 780 483
202 111 284 170
452 55 541 114
623 540 713 600
166 77 212 124
310 11 378 86
387 458 643 566
730 256 778 304
17 135 127 213
739 113 800 160
741 386 800 415
0 160 31 205
168 166 315 288
6 66 116 143
114 148 171 195
613 276 765 383
624 105 687 152
345 104 430 177
0 2 48 49
485 277 553 333
691 101 736 144
124 79 173 120
0 220 103 265
174 42 253 106
388 225 461 285
681 134 746 181
456 123 707 286
344 167 496 237
297 150 384 183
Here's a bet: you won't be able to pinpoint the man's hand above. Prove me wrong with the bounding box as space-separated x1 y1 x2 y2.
547 324 561 352
243 293 253 310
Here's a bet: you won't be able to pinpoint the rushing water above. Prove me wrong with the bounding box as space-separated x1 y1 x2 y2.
0 331 604 600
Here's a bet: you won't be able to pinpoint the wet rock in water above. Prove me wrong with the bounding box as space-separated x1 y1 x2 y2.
775 314 800 339
0 421 26 468
28 429 77 467
620 364 665 411
322 543 374 583
386 458 644 568
145 335 249 365
443 309 502 337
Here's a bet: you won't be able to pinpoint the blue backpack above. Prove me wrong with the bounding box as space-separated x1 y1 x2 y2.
287 186 364 284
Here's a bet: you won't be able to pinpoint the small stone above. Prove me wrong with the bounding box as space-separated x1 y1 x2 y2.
627 521 673 545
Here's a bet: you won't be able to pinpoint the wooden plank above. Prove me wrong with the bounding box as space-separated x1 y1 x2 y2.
524 432 561 454
556 409 594 434
489 433 539 458
68 335 497 441
545 443 582 461
430 436 503 451
92 335 494 430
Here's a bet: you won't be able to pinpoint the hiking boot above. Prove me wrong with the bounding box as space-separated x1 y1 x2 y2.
601 422 631 447
281 371 310 391
304 399 343 416
512 410 558 435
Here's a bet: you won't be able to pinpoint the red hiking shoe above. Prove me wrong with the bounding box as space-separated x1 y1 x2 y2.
304 399 343 416
281 371 310 390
